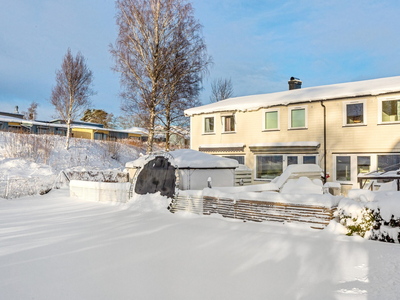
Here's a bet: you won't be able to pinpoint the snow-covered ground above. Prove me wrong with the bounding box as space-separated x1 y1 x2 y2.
1 190 400 300
1 132 400 299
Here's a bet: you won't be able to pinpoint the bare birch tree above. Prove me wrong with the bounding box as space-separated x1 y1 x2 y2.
209 77 234 103
50 48 94 150
110 0 211 153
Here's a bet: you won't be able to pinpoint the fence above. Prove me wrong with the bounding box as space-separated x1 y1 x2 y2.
170 194 337 229
0 175 58 199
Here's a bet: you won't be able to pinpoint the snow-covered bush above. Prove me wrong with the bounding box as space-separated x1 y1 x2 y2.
338 190 400 242
2 132 54 163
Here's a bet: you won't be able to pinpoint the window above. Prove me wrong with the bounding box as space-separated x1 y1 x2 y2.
38 127 49 134
222 155 245 165
344 101 366 125
223 115 235 132
94 132 108 140
336 156 351 181
204 117 214 133
255 154 319 180
377 155 400 172
256 155 283 179
289 106 307 129
287 156 298 165
357 156 370 174
303 156 316 164
263 109 279 130
55 128 67 136
381 99 400 122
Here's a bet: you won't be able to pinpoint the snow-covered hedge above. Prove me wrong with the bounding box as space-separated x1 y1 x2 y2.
338 188 400 243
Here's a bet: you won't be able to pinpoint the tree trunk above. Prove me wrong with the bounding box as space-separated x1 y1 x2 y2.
146 110 156 154
165 108 171 152
65 118 71 150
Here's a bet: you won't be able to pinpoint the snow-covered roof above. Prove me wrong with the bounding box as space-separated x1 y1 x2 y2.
122 127 149 135
125 149 239 169
185 75 400 116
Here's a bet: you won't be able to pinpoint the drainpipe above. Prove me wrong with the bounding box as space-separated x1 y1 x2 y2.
320 101 327 184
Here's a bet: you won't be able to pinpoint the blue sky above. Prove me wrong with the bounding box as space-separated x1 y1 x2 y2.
1 0 400 120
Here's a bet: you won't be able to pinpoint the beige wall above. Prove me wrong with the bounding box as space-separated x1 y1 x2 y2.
190 92 400 187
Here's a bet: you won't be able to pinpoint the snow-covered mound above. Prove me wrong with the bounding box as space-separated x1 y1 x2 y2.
0 132 144 175
0 132 144 198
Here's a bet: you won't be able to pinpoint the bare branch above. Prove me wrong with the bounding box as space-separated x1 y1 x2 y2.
209 78 234 103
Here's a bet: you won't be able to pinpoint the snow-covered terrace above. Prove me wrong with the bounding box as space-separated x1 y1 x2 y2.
185 75 400 116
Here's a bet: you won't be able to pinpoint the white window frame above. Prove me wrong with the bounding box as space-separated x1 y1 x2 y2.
343 99 367 126
378 97 400 124
254 153 319 180
221 113 236 133
202 114 216 134
262 108 280 131
332 154 379 187
288 106 308 129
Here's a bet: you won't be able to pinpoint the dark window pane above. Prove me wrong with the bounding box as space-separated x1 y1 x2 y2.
336 156 351 181
346 103 364 124
256 156 283 179
378 155 400 172
303 156 316 164
287 156 298 165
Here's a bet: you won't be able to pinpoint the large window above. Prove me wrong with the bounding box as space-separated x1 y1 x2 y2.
381 99 400 122
223 115 235 132
289 107 306 129
343 100 367 126
336 156 351 181
378 155 400 172
255 154 319 180
264 110 279 130
204 117 214 133
256 156 283 179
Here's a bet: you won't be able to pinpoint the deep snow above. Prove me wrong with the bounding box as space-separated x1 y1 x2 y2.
1 190 400 300
1 132 400 299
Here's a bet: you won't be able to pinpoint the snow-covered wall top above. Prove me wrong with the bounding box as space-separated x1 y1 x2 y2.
125 149 239 169
185 76 400 116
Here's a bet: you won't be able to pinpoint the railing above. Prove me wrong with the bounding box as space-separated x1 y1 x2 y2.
170 194 337 229
0 175 57 199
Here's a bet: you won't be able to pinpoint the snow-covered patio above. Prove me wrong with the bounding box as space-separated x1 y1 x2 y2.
1 189 399 300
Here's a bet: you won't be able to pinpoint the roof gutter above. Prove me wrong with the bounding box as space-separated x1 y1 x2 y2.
320 101 327 184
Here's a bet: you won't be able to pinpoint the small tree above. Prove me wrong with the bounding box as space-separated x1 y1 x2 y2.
23 101 39 120
209 78 234 103
50 48 95 150
81 109 115 128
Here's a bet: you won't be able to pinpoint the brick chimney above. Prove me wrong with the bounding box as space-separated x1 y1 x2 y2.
288 77 302 90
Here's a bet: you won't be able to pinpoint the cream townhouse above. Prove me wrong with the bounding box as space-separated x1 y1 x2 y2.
185 76 400 193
